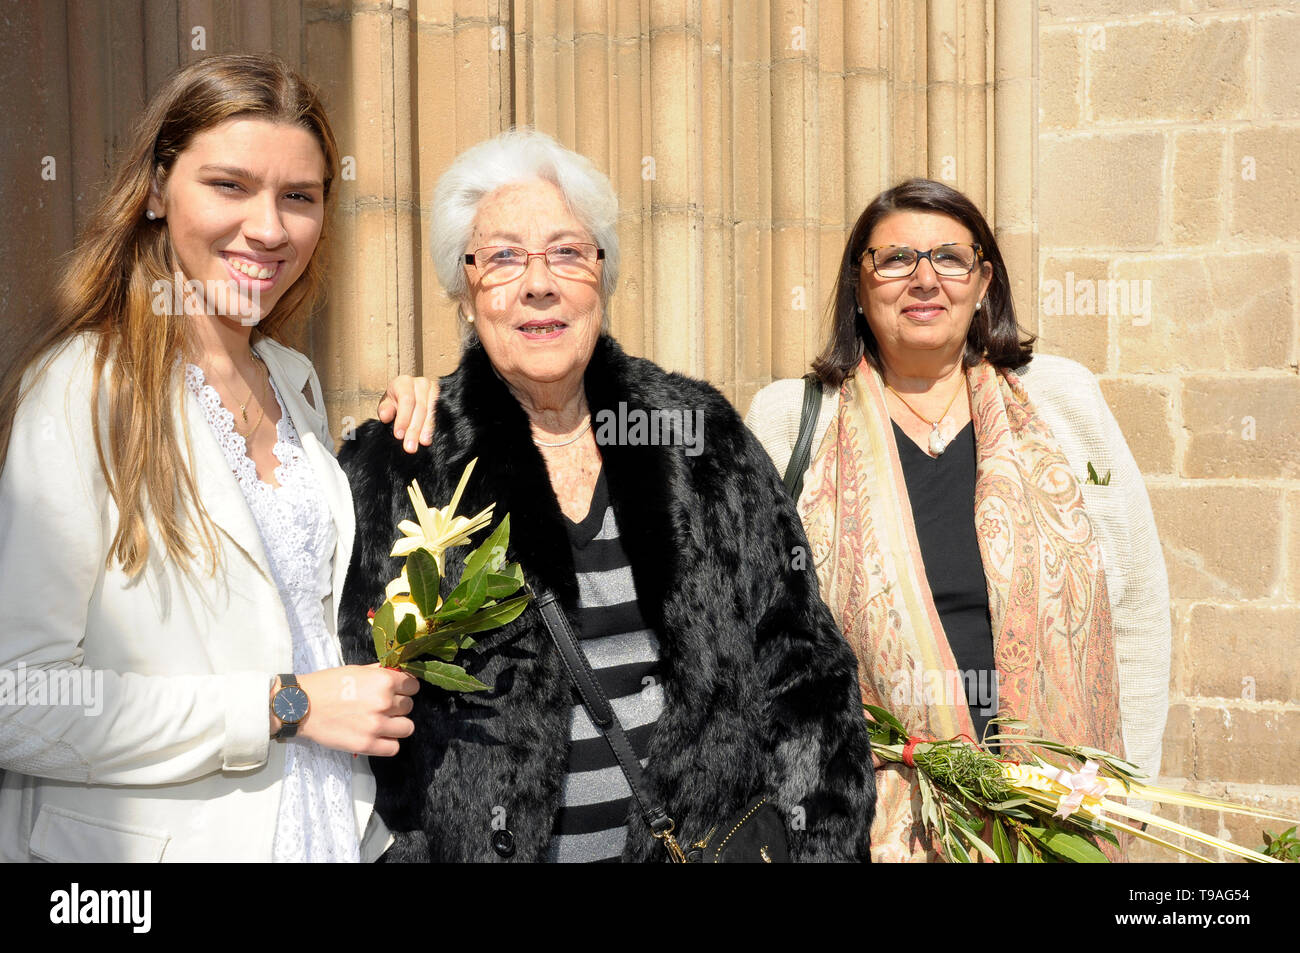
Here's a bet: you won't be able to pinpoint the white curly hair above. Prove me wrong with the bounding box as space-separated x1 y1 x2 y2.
429 128 620 341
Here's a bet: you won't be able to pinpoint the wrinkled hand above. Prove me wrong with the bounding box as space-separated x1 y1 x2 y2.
287 665 419 757
378 375 440 453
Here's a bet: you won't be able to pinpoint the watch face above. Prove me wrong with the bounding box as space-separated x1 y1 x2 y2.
273 685 310 724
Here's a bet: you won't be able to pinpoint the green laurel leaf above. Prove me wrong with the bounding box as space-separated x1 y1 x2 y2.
863 703 909 743
1024 826 1108 863
394 612 417 645
461 514 511 581
484 562 525 599
991 817 1015 863
405 548 440 617
404 659 490 693
432 564 489 624
371 601 396 660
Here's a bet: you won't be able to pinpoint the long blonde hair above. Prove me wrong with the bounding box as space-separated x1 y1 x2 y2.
0 53 341 576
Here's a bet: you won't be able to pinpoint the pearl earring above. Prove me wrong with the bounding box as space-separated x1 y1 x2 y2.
855 304 864 315
145 209 157 221
974 300 983 312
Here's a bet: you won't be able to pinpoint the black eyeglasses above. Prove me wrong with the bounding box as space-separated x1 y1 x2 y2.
863 243 982 278
464 243 605 286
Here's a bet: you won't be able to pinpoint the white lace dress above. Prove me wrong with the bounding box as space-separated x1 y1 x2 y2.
186 364 360 863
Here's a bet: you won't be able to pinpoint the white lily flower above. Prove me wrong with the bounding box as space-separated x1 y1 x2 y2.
390 458 496 574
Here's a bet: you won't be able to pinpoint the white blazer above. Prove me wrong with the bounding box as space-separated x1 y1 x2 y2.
0 333 389 862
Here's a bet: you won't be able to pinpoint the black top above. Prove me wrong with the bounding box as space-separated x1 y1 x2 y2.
892 420 998 741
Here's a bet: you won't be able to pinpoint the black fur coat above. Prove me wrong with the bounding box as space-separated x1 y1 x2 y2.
337 335 874 862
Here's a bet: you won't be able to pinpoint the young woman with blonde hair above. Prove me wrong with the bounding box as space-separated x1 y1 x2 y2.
0 52 418 862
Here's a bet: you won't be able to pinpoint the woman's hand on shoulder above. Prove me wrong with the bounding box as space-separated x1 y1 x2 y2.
288 664 419 756
378 375 439 453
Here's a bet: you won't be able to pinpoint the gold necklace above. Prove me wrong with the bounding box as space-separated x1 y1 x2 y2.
203 352 266 439
241 368 270 442
885 376 965 455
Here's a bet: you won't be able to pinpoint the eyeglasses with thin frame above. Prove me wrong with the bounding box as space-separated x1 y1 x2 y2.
863 242 982 279
464 242 605 286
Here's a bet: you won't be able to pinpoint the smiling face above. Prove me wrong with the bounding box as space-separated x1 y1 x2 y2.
462 179 604 400
857 210 992 377
150 117 326 325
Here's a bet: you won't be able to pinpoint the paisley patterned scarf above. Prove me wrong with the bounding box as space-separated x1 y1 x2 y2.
798 358 1123 862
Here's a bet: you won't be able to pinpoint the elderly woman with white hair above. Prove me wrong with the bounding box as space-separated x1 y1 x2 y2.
337 129 874 863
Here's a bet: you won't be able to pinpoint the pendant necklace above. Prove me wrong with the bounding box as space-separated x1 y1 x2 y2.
203 352 267 439
885 376 966 456
229 371 255 426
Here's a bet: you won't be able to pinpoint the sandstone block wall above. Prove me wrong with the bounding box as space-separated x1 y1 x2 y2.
1037 0 1299 859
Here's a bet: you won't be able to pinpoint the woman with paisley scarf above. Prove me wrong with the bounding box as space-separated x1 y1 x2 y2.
746 178 1171 862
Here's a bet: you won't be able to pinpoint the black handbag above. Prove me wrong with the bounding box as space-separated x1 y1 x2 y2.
535 589 790 863
681 796 790 863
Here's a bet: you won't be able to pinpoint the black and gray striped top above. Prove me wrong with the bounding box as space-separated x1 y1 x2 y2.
545 468 664 863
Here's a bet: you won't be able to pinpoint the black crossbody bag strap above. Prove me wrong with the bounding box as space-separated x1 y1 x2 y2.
534 589 688 861
782 373 822 500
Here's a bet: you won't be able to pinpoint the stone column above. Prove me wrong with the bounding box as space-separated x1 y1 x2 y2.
993 0 1037 336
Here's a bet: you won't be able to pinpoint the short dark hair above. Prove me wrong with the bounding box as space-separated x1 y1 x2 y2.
812 177 1034 387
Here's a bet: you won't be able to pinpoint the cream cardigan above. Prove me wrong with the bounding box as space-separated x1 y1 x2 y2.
744 354 1171 784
